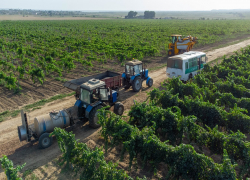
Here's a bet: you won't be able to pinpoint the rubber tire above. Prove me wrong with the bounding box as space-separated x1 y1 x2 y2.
89 105 102 129
188 73 193 80
132 76 142 92
147 78 153 87
114 102 124 116
39 133 53 149
122 78 130 89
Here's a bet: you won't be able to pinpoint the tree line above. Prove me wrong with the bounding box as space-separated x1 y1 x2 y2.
125 11 155 19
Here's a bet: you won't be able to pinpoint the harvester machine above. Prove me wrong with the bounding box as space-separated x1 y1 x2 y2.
168 34 198 56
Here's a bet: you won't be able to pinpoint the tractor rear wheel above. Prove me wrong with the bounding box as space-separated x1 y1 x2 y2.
39 133 53 149
89 105 102 128
132 76 142 92
114 102 124 116
147 78 153 87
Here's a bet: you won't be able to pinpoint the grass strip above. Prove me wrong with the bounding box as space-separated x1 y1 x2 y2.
0 92 75 122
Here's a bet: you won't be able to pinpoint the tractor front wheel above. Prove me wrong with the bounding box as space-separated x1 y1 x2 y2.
147 78 153 87
89 105 102 128
132 76 142 92
114 102 124 116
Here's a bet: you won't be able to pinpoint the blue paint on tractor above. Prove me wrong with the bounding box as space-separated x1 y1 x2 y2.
145 69 149 78
122 73 126 78
112 91 117 103
61 111 66 125
86 105 93 113
131 74 141 81
74 100 83 107
131 75 136 81
43 121 46 132
146 77 151 85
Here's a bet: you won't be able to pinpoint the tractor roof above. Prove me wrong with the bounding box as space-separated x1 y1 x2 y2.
126 59 142 66
80 78 105 91
171 34 182 37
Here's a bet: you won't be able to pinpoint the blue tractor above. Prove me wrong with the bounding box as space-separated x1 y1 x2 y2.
63 71 124 128
122 59 153 92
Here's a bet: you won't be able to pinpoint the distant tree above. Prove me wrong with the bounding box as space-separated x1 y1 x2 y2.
144 11 155 19
125 11 137 19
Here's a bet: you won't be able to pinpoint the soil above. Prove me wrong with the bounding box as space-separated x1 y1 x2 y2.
0 39 250 179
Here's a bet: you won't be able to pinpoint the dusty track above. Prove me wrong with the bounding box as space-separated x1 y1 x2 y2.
0 39 250 179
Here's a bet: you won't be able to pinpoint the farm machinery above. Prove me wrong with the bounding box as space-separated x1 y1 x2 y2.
17 62 154 148
122 59 153 92
168 34 198 56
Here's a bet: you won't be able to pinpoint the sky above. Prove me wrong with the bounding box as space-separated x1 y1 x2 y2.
1 0 250 11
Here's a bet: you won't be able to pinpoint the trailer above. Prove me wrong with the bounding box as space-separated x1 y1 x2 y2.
64 71 122 93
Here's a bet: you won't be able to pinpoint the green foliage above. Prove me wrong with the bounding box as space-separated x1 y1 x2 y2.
51 128 145 180
0 155 26 180
98 109 237 179
126 11 138 19
144 11 156 19
2 20 250 91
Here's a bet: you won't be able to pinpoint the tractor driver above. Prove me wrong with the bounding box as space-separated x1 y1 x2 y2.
90 89 99 103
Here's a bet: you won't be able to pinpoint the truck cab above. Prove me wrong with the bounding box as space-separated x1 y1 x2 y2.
122 59 153 92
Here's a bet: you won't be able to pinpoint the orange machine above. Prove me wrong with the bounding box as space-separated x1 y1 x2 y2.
168 35 198 56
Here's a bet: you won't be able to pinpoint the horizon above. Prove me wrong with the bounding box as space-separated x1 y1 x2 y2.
1 0 249 11
1 9 250 12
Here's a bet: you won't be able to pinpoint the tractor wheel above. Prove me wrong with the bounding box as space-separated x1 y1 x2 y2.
39 133 53 149
132 76 142 92
122 78 130 89
114 102 124 116
147 78 153 87
89 105 102 128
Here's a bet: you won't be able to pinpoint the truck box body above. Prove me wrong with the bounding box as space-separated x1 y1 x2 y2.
63 71 122 91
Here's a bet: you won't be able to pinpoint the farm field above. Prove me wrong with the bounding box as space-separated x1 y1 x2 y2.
0 15 110 21
1 19 250 114
1 41 250 179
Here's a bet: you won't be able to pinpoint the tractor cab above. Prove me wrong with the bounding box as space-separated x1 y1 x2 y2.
74 78 124 128
122 59 153 92
125 59 144 76
79 79 108 106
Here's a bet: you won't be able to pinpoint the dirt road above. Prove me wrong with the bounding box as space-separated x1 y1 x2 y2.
0 39 250 179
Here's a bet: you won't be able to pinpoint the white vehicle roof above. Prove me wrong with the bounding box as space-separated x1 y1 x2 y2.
168 51 206 61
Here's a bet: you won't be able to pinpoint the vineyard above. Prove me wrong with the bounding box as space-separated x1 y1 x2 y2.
1 19 250 92
97 48 250 179
2 19 250 179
